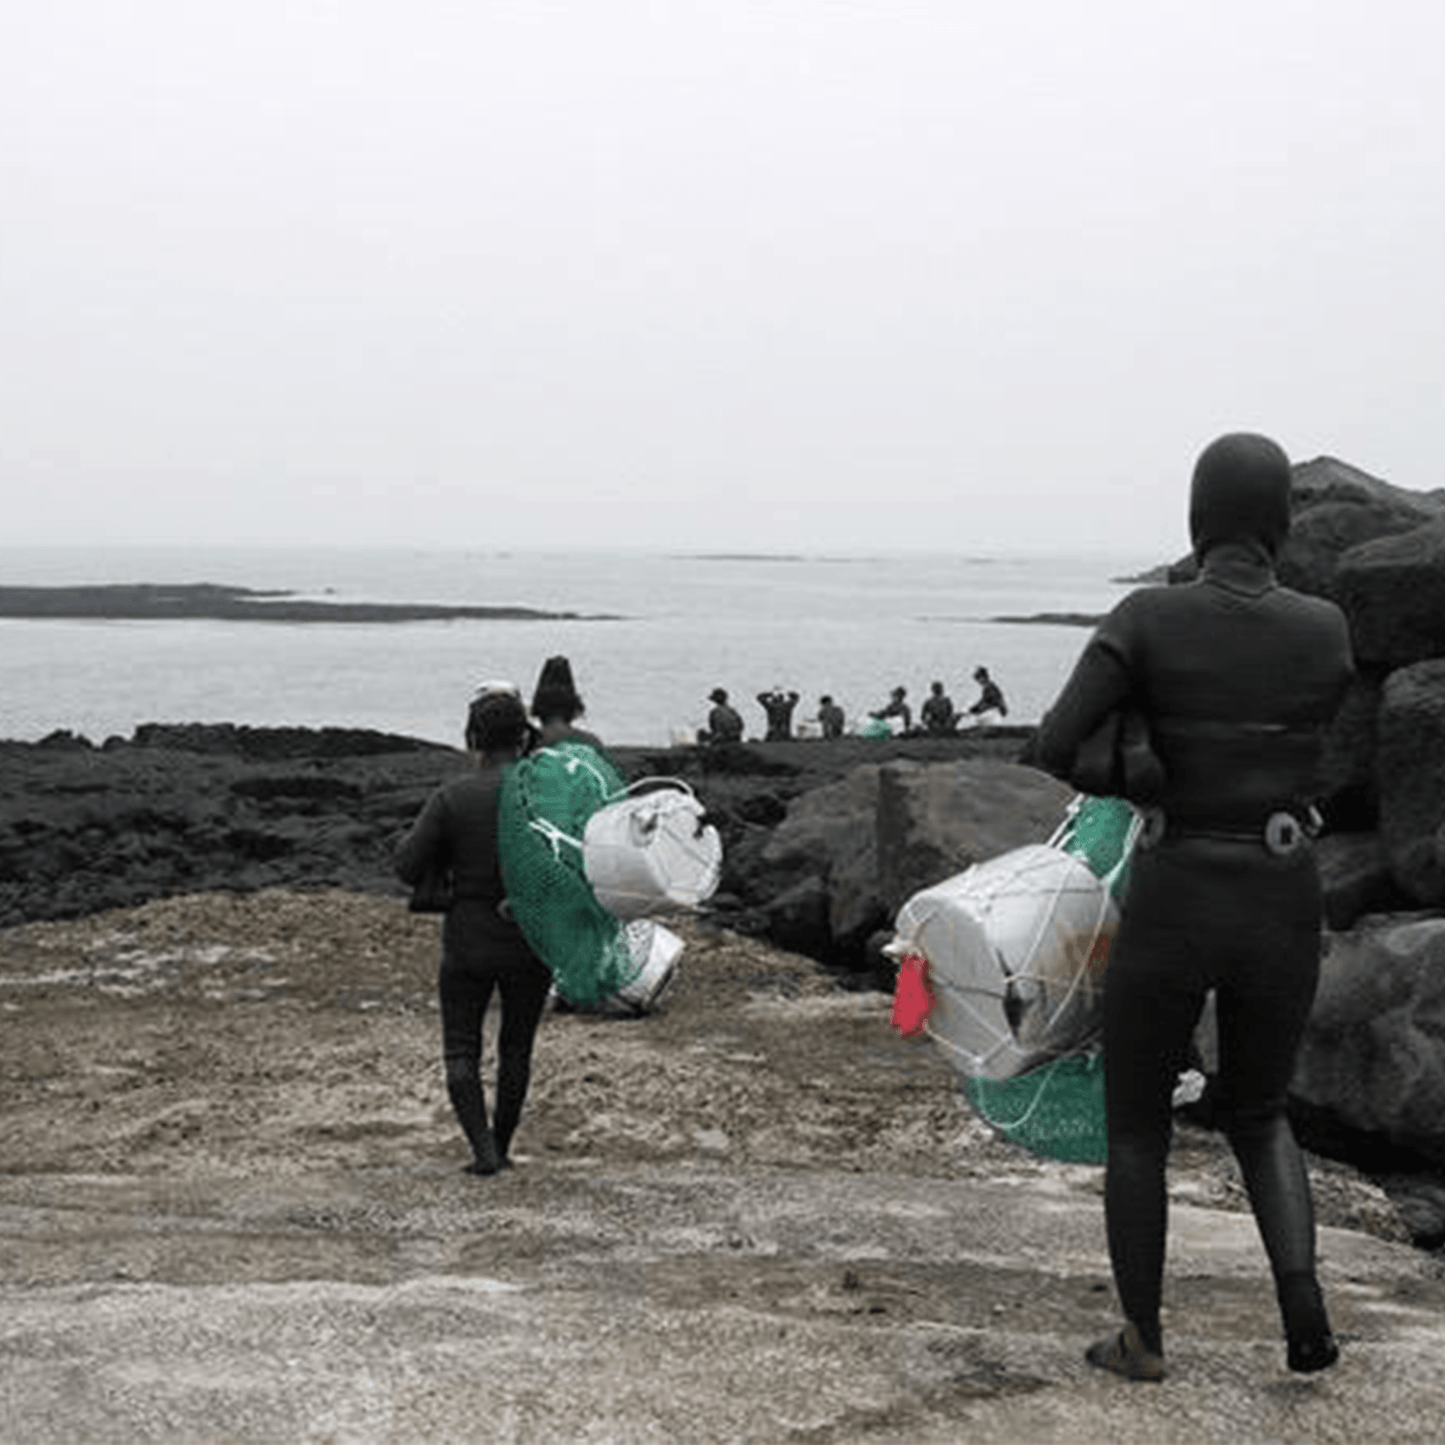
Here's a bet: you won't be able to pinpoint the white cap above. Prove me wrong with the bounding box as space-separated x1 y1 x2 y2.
473 679 520 699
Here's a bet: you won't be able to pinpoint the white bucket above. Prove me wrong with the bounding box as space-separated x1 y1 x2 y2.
546 920 684 1015
892 844 1117 1082
583 783 722 920
615 919 685 1011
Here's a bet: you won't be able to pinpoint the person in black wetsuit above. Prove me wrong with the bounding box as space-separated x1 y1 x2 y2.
870 686 912 734
816 695 846 739
920 681 958 736
395 688 553 1176
705 688 745 744
1033 433 1353 1380
757 687 800 741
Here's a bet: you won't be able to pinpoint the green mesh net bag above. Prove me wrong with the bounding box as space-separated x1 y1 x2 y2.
961 1048 1107 1165
949 796 1137 1165
497 740 642 1006
1056 794 1138 900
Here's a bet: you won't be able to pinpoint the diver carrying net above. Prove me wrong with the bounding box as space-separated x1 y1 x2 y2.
497 739 641 1007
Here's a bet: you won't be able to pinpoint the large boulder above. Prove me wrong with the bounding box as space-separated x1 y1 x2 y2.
1164 455 1445 593
1277 457 1445 601
1318 675 1383 827
1294 913 1445 1166
756 765 886 950
1377 661 1445 906
1335 518 1445 669
874 759 1074 917
1316 832 1406 931
750 759 1073 964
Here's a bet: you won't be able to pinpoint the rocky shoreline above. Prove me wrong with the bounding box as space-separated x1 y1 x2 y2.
4 718 1445 1248
0 721 1033 935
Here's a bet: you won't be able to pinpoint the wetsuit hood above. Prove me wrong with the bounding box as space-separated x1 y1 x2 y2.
1188 433 1293 563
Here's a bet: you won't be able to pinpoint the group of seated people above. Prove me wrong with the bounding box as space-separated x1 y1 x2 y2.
700 670 1007 744
871 668 1008 736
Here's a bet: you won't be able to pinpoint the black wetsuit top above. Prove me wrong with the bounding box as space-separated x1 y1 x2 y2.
708 703 744 743
395 766 539 969
1034 550 1353 828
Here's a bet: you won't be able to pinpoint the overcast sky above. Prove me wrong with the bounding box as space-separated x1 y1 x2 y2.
4 2 1443 555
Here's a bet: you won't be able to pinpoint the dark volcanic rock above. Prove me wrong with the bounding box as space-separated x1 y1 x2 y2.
1151 454 1445 599
875 759 1073 918
1318 675 1384 829
1335 518 1445 669
0 583 602 623
1294 913 1445 1168
1279 456 1445 601
0 730 465 927
0 728 1033 946
131 722 448 761
1377 661 1445 906
1316 833 1409 931
724 756 1071 970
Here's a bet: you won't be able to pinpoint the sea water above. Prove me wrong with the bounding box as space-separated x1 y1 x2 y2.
0 546 1159 748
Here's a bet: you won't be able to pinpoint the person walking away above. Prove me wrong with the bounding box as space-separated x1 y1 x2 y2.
704 688 745 744
817 695 846 739
1032 433 1352 1379
921 681 958 736
967 667 1008 723
757 687 800 741
395 687 553 1176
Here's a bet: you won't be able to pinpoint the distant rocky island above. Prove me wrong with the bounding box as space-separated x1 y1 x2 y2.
0 583 618 623
989 611 1103 627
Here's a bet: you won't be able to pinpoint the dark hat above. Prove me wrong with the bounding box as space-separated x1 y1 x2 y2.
973 666 989 681
465 689 529 752
1189 432 1292 561
531 655 584 721
709 687 728 704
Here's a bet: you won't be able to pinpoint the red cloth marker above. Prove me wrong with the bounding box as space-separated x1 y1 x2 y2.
890 952 934 1038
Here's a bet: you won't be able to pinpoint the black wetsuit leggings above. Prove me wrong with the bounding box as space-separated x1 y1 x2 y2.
1102 839 1325 1355
439 954 552 1166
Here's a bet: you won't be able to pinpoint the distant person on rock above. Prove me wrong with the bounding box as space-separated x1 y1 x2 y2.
530 655 610 759
704 688 745 745
967 667 1008 724
871 686 912 734
1033 432 1353 1381
757 687 800 742
395 687 552 1177
817 695 846 739
920 681 958 736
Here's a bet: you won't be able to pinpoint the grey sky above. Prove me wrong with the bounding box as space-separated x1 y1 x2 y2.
4 2 1443 555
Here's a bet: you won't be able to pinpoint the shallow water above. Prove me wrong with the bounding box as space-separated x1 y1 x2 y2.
0 545 1156 747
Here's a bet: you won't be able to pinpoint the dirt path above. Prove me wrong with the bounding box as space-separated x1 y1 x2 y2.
2 890 1438 1443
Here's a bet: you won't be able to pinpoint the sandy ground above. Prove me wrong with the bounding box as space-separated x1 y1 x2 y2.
3 890 1442 1444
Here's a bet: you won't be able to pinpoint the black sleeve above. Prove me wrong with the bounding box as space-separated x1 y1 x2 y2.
394 787 449 885
1031 602 1139 780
